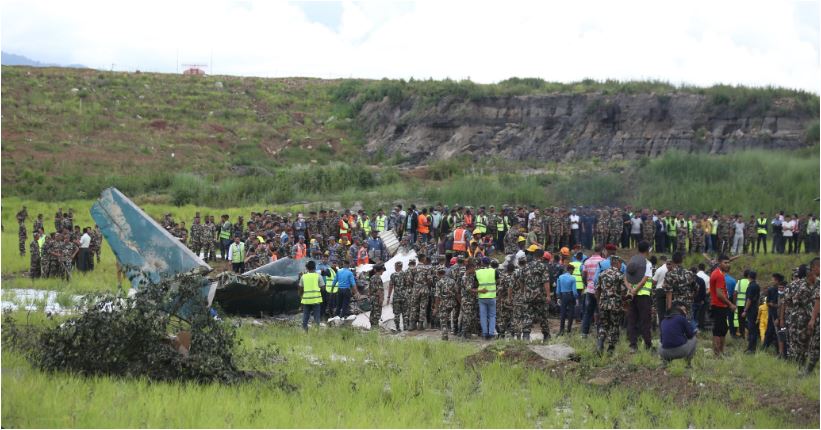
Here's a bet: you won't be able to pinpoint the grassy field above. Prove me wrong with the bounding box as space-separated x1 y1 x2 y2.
2 312 818 428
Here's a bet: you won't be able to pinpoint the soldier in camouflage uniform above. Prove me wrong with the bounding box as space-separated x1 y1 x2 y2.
691 217 705 254
675 214 688 253
40 234 53 278
804 276 819 374
62 211 74 232
30 232 41 278
434 265 459 340
203 216 217 261
56 234 78 280
504 221 521 255
796 215 808 254
744 215 757 255
509 257 529 338
190 216 203 257
368 265 386 329
48 234 64 279
496 262 516 338
595 210 608 249
449 257 467 334
516 251 552 341
642 215 655 247
608 210 623 246
718 216 732 256
232 216 245 241
388 261 409 331
664 253 696 312
90 225 102 263
549 210 563 252
595 255 627 354
459 260 480 338
782 260 819 366
32 214 43 235
410 256 433 330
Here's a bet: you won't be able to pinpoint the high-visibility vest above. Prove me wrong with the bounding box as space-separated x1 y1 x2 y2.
362 218 372 235
476 268 497 299
37 235 46 250
570 261 584 291
219 222 232 240
757 218 768 235
687 220 693 233
666 219 676 236
736 279 749 307
231 242 245 263
453 228 467 251
475 215 487 234
464 214 473 228
295 243 306 260
635 268 652 296
710 218 718 234
496 216 508 232
301 272 322 304
418 214 430 234
357 247 369 266
339 220 349 235
375 215 387 232
326 268 337 294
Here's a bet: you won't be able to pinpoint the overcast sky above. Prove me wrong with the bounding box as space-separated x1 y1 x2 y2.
2 0 819 92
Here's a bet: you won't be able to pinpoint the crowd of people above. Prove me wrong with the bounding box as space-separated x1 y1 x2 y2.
16 207 102 280
16 203 820 372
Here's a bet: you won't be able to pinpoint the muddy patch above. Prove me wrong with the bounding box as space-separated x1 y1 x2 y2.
465 343 579 373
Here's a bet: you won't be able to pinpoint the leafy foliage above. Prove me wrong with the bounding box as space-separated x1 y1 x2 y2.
3 273 244 383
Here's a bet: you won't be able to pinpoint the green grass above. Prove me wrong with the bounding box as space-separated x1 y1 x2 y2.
2 314 817 428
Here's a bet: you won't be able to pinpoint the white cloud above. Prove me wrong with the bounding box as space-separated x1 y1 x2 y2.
1 0 818 92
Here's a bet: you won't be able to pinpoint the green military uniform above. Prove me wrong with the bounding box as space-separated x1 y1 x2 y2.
496 270 516 337
783 277 818 365
368 275 384 328
391 270 408 331
516 259 551 340
596 265 627 352
459 269 480 337
30 238 41 278
664 265 696 305
641 217 655 245
504 226 520 255
409 263 432 330
435 275 458 340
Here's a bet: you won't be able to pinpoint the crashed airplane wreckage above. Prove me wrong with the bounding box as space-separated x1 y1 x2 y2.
91 187 408 318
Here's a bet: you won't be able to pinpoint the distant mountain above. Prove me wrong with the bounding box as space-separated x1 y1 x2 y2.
1 51 87 69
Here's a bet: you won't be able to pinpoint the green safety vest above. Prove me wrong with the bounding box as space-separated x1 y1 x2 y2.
375 216 386 232
326 268 337 294
476 268 497 299
230 242 245 263
301 272 322 304
736 279 749 307
687 220 693 232
475 215 487 234
666 219 676 236
570 261 584 291
37 235 46 251
635 269 652 296
757 218 768 235
710 219 718 234
362 219 372 235
219 221 232 240
496 215 508 232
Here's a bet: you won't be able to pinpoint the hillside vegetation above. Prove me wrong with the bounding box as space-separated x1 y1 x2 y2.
1 66 818 211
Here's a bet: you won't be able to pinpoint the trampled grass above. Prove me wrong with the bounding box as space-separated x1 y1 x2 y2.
2 315 817 428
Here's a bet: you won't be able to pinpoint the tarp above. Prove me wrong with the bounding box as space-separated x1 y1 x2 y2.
90 188 212 290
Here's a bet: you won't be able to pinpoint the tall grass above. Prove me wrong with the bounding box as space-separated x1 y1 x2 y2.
2 315 816 428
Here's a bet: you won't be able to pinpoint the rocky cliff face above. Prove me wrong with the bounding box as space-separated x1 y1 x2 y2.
358 93 816 164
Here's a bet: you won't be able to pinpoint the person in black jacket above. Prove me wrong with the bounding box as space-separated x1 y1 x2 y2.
691 266 707 331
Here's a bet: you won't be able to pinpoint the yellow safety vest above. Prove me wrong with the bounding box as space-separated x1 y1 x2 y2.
736 279 749 307
301 272 322 304
37 235 46 251
570 261 584 291
219 222 232 240
475 215 487 234
375 216 386 232
475 268 497 299
710 218 718 234
361 219 372 235
666 219 676 236
326 268 337 293
757 218 768 235
636 269 652 296
496 215 508 232
230 242 244 263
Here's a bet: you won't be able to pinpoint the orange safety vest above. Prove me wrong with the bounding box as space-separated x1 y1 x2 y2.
339 219 349 235
295 243 306 260
453 228 467 251
464 214 473 229
356 247 369 266
418 214 430 234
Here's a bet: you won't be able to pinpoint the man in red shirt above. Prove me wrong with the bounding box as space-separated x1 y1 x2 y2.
709 255 737 356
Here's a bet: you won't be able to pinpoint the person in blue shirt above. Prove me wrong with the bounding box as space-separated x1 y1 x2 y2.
725 272 738 337
332 259 360 318
659 300 696 368
571 249 588 264
557 264 579 335
593 245 627 286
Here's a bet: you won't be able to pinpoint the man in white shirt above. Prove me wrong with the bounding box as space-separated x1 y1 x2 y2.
569 208 581 248
782 214 796 254
732 216 745 255
78 227 92 272
651 255 669 329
